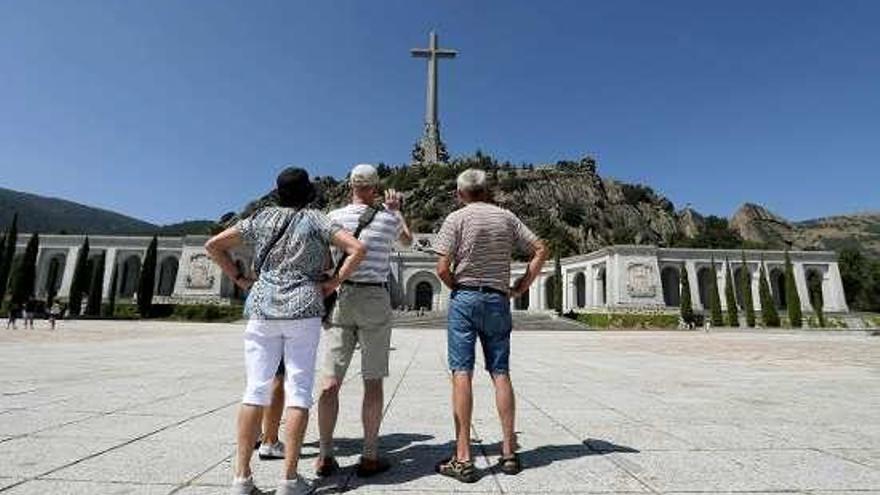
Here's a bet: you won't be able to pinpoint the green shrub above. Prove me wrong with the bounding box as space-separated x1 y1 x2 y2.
575 312 680 329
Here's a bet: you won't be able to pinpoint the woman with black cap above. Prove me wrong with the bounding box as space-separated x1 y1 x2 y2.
206 167 366 495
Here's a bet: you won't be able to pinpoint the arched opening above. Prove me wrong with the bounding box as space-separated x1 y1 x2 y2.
806 269 823 312
157 257 179 297
734 266 749 309
574 272 586 308
232 259 246 300
514 289 530 310
44 255 65 301
595 267 607 306
697 267 713 309
415 281 434 311
119 255 141 299
660 266 681 307
544 275 560 310
769 268 786 309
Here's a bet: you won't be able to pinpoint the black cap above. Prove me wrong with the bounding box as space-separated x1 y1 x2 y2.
276 167 316 208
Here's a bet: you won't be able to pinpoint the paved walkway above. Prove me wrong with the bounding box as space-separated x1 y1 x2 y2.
1 321 879 494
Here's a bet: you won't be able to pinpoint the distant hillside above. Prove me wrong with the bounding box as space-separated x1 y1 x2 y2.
0 187 216 235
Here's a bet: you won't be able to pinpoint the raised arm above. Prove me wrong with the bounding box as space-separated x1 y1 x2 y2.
321 230 367 296
385 188 413 247
511 239 549 298
205 227 254 290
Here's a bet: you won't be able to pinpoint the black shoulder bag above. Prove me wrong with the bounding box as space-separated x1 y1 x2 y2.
322 205 381 323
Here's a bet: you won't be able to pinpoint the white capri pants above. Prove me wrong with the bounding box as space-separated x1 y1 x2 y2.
242 317 321 409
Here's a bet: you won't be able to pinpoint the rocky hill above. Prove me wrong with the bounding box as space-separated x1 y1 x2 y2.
225 155 879 259
732 203 880 257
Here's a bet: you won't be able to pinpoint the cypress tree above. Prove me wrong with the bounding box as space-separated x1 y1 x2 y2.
10 233 39 305
86 252 105 316
759 258 780 327
808 276 826 328
679 262 694 325
724 258 739 327
783 250 803 328
0 213 18 305
106 264 118 318
137 236 158 317
708 257 724 327
68 237 90 317
740 251 756 327
553 255 563 315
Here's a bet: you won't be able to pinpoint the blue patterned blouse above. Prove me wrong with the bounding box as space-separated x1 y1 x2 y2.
236 207 341 320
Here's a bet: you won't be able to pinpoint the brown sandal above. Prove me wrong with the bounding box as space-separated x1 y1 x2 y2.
436 457 479 483
315 456 339 477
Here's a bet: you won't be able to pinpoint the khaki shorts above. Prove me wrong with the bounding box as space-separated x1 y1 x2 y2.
321 285 392 381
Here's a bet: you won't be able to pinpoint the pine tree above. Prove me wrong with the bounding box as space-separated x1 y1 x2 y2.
0 213 18 305
740 251 756 327
708 257 724 327
759 259 780 327
86 252 105 316
680 262 694 325
724 258 739 327
10 233 39 305
784 250 803 328
68 237 90 317
105 264 118 318
137 236 158 317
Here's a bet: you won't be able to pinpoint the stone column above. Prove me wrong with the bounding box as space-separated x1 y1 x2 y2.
101 248 118 301
57 246 80 299
751 264 762 311
792 262 811 311
685 260 700 310
825 263 849 312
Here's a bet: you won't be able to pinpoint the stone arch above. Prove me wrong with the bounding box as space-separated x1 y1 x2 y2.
156 256 179 297
405 271 441 312
805 268 824 311
769 268 786 309
43 254 66 300
697 267 713 309
734 266 749 309
594 266 607 306
544 275 559 310
574 272 586 308
660 265 680 307
119 255 142 299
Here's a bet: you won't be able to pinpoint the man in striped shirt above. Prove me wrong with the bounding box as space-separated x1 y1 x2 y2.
434 168 548 483
316 164 413 478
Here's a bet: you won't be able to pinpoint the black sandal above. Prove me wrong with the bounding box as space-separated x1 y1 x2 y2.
497 453 523 475
436 457 479 483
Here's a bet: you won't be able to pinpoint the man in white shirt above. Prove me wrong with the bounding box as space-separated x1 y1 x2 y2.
316 164 413 477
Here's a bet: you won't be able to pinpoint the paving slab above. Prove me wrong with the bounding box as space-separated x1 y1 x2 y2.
0 322 878 494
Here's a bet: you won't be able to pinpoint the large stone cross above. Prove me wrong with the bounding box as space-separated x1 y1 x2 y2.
411 31 457 164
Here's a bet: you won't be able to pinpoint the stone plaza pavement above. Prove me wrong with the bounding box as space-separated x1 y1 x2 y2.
1 321 879 494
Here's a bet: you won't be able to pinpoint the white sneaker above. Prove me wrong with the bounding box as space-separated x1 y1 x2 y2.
276 476 313 495
258 441 285 460
231 476 261 495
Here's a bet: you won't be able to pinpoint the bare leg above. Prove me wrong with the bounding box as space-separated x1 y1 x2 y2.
362 378 384 459
317 378 341 458
491 373 517 457
452 371 473 462
282 406 309 479
262 376 285 444
234 404 263 478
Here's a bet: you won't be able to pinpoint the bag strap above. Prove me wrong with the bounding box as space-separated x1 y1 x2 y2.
254 212 296 275
333 205 381 276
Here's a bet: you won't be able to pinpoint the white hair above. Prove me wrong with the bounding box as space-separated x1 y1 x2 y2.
456 168 487 195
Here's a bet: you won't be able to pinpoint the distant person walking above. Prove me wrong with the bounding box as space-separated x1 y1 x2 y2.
205 167 366 495
315 164 413 478
6 303 20 330
49 302 62 330
434 169 548 483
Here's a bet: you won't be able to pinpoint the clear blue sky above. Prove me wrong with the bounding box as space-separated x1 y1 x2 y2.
1 0 878 224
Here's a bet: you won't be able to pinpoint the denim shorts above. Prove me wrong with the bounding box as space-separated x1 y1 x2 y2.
447 289 513 374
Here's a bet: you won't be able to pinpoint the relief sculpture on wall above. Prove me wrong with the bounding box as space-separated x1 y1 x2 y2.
626 263 657 298
186 254 215 289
